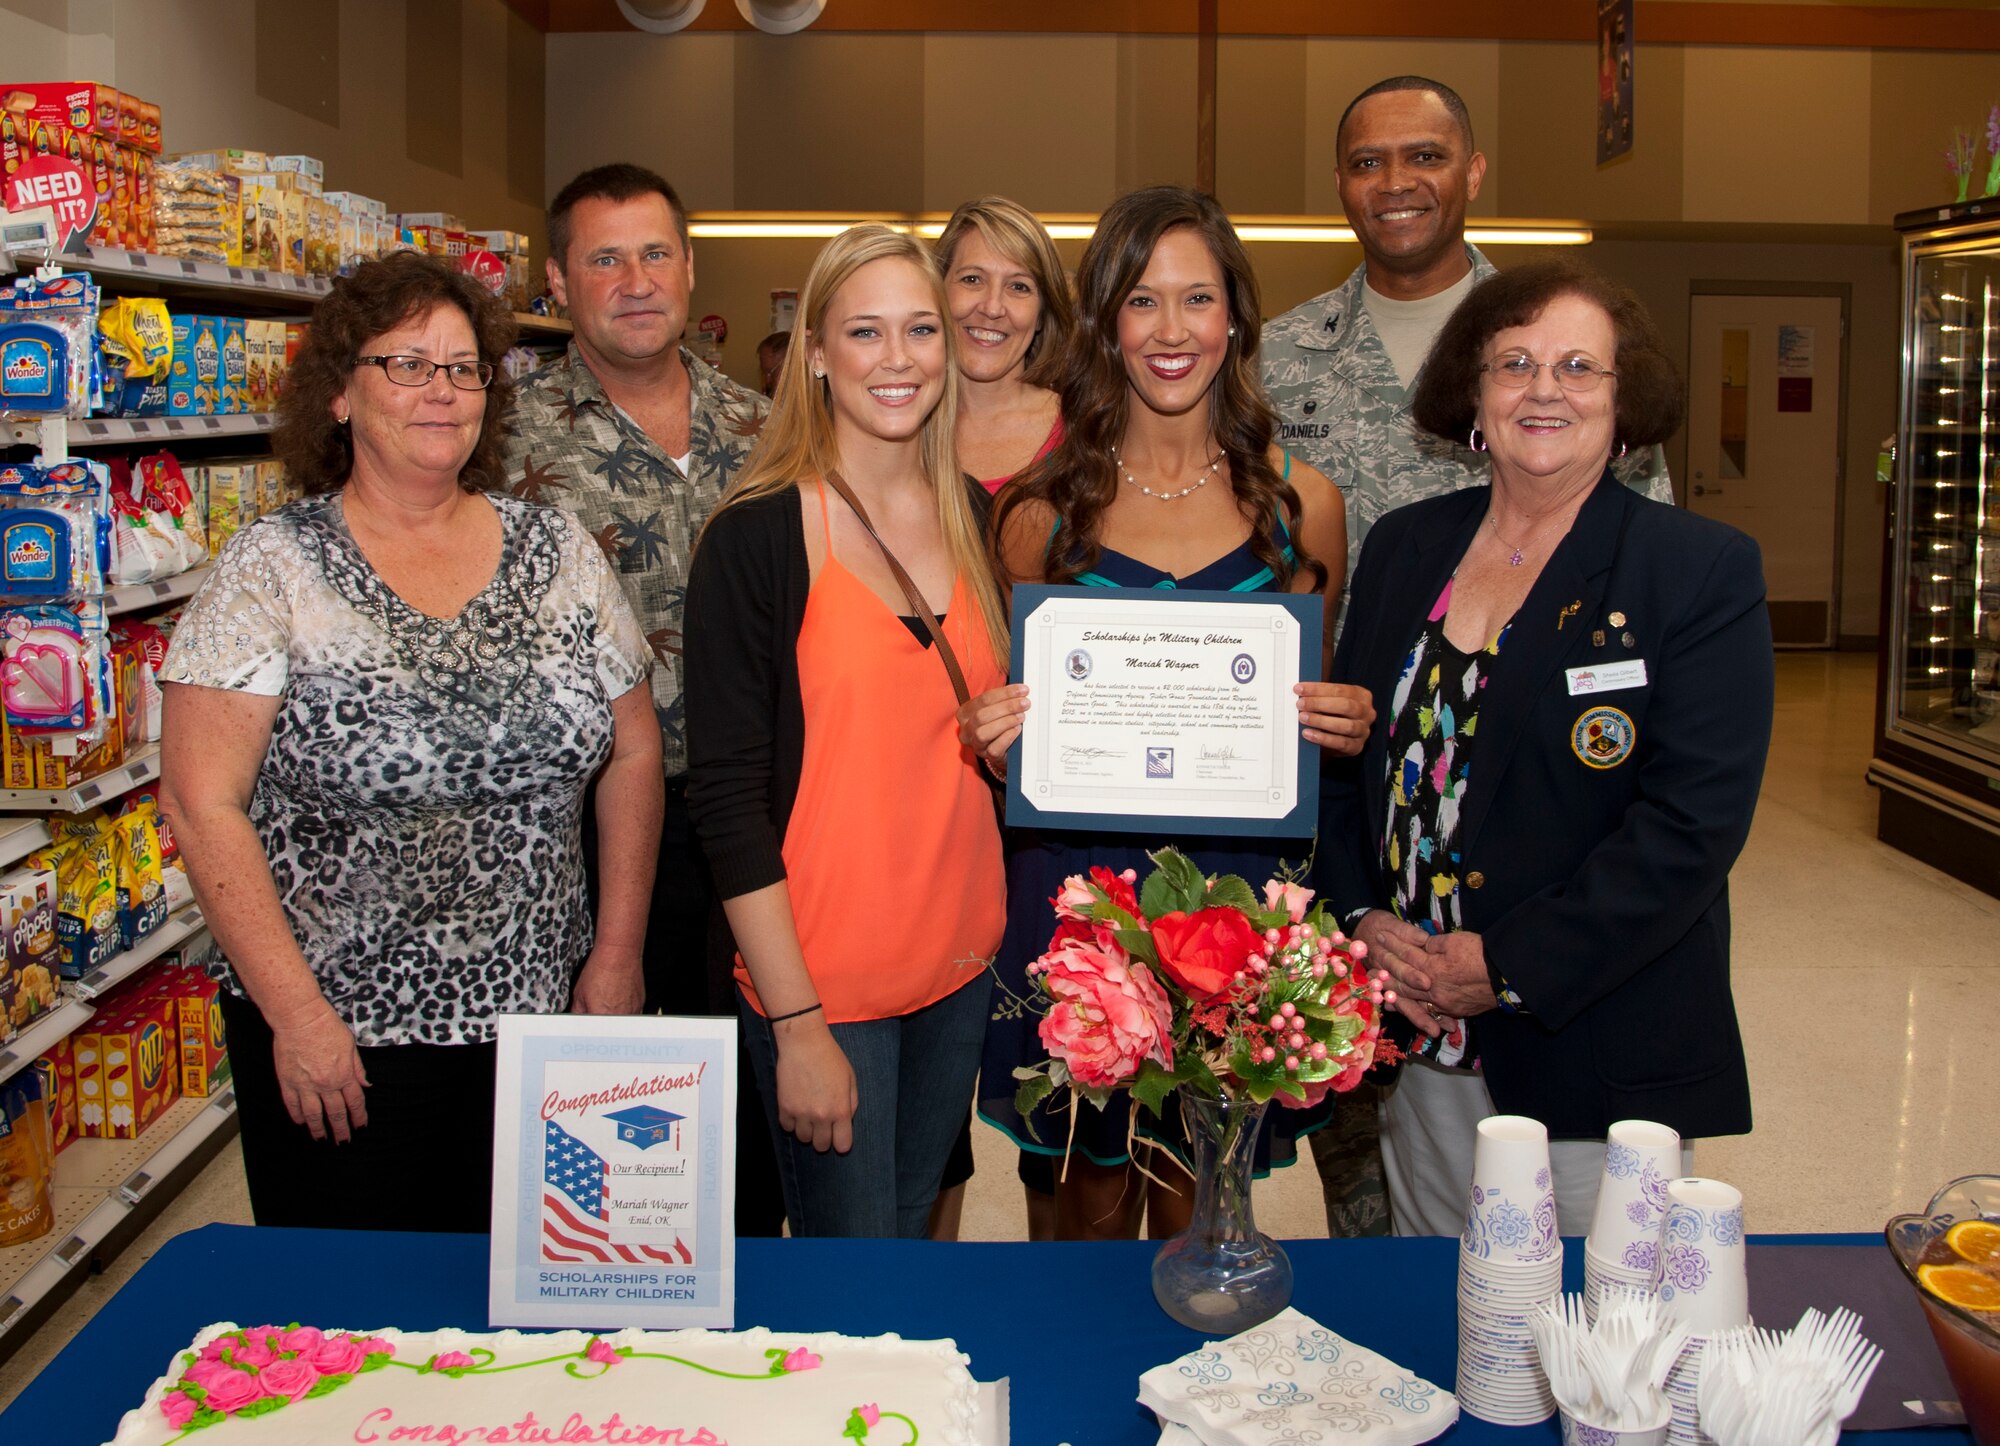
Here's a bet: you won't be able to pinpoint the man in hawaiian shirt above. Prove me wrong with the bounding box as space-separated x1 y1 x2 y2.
1261 78 1672 1239
503 164 778 1234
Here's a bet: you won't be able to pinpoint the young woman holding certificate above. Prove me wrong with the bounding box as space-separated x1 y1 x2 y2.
684 226 1011 1239
965 186 1375 1240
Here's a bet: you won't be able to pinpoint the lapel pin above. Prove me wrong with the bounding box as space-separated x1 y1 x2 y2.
1593 629 1606 647
1609 611 1627 628
1557 601 1581 631
1621 630 1636 647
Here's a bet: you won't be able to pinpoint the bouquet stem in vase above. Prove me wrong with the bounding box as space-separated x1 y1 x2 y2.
1152 1091 1293 1332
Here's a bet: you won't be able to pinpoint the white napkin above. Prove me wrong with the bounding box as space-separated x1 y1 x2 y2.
1138 1307 1460 1446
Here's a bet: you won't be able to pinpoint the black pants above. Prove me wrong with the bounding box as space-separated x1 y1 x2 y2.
594 778 787 1237
222 989 497 1233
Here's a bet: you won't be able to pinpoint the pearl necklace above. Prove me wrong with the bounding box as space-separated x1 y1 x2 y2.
1114 445 1222 501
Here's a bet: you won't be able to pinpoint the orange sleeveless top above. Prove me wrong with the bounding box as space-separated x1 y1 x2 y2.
736 488 1005 1022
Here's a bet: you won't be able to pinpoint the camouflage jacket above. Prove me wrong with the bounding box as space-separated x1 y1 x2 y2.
500 343 769 774
1260 245 1673 635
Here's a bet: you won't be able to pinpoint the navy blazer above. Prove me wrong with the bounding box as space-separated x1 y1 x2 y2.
1321 471 1771 1140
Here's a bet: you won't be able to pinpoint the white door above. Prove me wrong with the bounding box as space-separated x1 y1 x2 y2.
1685 294 1845 647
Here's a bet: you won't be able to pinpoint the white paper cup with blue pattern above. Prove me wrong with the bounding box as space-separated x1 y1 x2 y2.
1655 1178 1749 1335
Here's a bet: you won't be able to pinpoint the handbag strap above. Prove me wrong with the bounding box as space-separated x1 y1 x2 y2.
819 469 972 706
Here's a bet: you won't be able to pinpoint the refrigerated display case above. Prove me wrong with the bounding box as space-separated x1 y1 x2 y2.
1871 197 2000 898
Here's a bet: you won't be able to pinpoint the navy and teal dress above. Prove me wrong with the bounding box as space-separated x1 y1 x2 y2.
977 476 1331 1175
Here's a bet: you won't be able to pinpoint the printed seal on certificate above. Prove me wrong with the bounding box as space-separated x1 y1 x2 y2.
1005 585 1321 838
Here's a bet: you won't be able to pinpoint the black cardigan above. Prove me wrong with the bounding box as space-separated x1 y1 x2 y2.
683 480 994 904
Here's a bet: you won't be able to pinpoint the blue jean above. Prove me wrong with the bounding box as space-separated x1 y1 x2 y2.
739 972 990 1238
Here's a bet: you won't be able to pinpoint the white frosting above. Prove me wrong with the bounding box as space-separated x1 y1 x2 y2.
107 1322 980 1445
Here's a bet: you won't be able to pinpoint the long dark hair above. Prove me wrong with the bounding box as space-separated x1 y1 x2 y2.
993 185 1323 590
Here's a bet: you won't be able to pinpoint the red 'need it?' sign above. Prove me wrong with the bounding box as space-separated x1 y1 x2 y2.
4 155 98 251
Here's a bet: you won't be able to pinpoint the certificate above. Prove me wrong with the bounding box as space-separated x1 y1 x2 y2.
490 1014 736 1329
1007 585 1321 836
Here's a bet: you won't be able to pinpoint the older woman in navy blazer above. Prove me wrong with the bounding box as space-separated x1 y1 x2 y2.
1320 260 1772 1237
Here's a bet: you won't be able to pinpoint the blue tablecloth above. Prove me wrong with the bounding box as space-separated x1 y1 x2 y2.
1 1225 1969 1445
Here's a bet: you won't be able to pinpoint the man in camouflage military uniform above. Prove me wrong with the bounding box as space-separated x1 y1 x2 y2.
503 164 768 1024
1260 78 1672 1238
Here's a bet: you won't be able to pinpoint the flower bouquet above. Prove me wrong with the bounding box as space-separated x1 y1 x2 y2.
1008 847 1399 1330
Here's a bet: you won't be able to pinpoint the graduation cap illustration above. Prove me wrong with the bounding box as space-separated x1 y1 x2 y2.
604 1104 685 1150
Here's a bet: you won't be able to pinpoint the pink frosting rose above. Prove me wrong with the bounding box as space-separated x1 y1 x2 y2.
780 1348 821 1373
259 1358 320 1402
430 1351 477 1372
1262 879 1314 922
200 1368 265 1414
352 1337 393 1359
858 1404 882 1427
233 1337 276 1369
310 1336 367 1377
586 1339 620 1366
182 1358 241 1393
160 1391 198 1429
1034 931 1173 1091
280 1326 325 1355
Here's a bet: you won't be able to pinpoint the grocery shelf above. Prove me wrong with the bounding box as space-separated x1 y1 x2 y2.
74 909 207 999
0 743 159 813
101 563 212 616
515 311 572 337
0 1089 238 1355
6 412 277 448
55 243 330 306
0 816 53 870
0 1000 93 1086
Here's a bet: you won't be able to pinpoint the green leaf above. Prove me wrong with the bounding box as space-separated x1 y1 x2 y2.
1291 1000 1341 1022
187 1408 226 1429
304 1373 352 1399
1242 1075 1279 1104
359 1353 391 1373
1146 848 1207 915
235 1397 289 1419
1111 925 1159 967
1014 1072 1056 1119
1273 1077 1307 1102
1202 874 1260 915
1129 1060 1179 1121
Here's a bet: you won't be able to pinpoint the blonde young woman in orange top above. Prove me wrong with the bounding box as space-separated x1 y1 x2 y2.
684 226 1011 1238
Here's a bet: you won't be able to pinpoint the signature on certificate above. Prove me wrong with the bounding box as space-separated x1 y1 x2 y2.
1200 745 1240 762
1061 745 1124 762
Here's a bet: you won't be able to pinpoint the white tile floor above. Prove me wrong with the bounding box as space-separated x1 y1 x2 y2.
3 652 1996 1412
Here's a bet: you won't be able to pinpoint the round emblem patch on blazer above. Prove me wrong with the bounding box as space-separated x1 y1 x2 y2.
1571 706 1636 769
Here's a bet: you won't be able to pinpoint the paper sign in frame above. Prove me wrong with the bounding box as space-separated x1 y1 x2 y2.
1004 584 1322 838
490 1013 737 1330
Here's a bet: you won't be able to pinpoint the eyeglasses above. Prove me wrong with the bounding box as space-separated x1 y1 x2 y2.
1480 355 1616 392
355 355 496 390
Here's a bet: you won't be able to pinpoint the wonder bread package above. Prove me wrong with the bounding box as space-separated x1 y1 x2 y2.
0 457 110 598
0 272 98 419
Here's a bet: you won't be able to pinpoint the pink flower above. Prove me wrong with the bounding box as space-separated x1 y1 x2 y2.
279 1326 325 1355
197 1338 234 1365
310 1336 367 1376
200 1368 265 1414
182 1358 240 1393
1051 874 1097 921
352 1337 393 1359
233 1337 275 1369
1034 932 1174 1090
429 1351 477 1373
1262 879 1314 922
781 1347 822 1373
259 1358 320 1402
586 1338 620 1366
858 1404 882 1427
160 1391 198 1429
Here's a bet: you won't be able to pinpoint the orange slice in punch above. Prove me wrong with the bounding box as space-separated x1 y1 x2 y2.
1945 1220 2000 1265
1919 1262 2000 1313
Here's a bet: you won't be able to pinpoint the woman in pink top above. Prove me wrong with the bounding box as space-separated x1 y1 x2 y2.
935 197 1072 496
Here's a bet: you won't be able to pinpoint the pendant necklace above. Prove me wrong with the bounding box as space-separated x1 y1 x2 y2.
1115 445 1222 501
1486 501 1577 566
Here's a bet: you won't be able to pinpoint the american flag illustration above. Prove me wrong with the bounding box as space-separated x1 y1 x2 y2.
542 1120 693 1265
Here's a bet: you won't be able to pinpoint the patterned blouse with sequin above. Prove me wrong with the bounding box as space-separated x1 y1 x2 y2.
1381 575 1511 934
161 492 651 1046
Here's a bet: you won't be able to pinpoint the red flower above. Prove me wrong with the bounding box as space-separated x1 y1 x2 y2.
1151 907 1260 1003
1048 916 1094 952
1088 865 1139 917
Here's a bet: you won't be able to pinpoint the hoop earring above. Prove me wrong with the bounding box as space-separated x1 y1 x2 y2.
1469 426 1486 453
1616 440 1629 459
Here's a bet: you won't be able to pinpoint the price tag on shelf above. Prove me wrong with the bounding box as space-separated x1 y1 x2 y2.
82 421 108 437
228 267 245 282
201 417 222 431
249 269 268 285
164 418 185 433
179 260 199 277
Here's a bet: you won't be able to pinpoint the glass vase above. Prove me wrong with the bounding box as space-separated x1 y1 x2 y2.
1151 1092 1294 1332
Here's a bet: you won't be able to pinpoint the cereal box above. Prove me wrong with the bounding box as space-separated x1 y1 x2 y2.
0 82 122 140
269 154 323 190
218 315 247 414
167 312 220 415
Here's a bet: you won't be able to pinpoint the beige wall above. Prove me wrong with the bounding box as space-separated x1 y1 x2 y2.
0 0 546 246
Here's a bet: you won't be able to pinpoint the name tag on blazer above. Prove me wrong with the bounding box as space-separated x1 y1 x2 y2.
1566 660 1648 695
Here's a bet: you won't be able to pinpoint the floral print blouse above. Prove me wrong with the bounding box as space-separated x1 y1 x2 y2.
162 492 650 1045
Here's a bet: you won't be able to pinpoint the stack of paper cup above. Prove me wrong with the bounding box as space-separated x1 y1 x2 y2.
1456 1115 1562 1426
1583 1120 1681 1323
1655 1179 1750 1446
